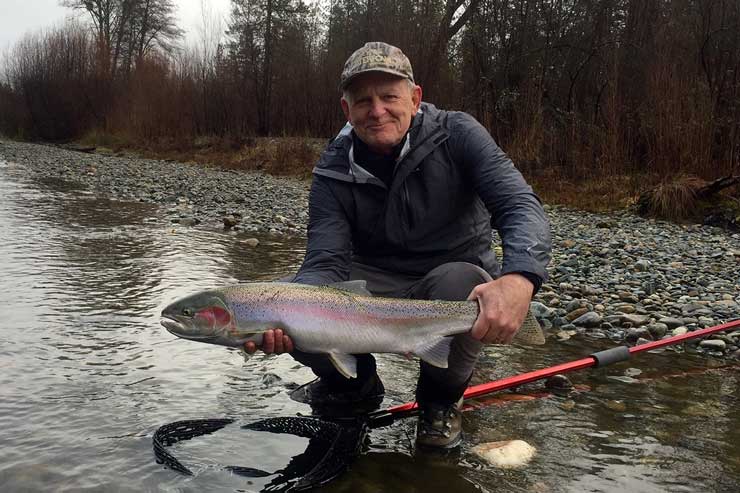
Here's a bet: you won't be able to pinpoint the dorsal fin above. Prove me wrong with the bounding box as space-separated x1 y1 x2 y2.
327 280 372 296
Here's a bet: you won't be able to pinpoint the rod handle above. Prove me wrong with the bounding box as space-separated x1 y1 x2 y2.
590 346 631 367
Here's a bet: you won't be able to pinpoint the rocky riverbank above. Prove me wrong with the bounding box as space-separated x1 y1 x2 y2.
1 138 739 357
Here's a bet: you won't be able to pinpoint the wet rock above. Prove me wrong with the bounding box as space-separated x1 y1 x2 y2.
626 327 652 342
607 375 639 384
240 238 260 247
658 317 684 329
530 301 555 319
545 374 574 391
615 304 636 314
572 311 602 327
634 259 651 272
566 307 589 321
605 400 627 412
223 215 241 229
471 440 537 468
646 322 668 339
699 339 726 350
672 327 689 336
621 314 650 327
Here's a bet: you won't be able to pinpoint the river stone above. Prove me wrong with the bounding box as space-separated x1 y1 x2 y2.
615 304 636 314
682 302 707 314
606 400 627 412
607 375 639 384
572 311 602 327
647 323 668 339
626 327 652 342
699 340 726 350
658 317 684 329
621 314 650 326
566 307 589 321
672 327 689 336
223 215 240 229
240 238 260 247
561 239 577 248
634 259 651 272
556 331 571 341
618 291 640 303
530 301 555 319
565 299 584 312
471 440 537 469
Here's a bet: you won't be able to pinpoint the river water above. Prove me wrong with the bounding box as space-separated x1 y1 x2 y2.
0 158 738 492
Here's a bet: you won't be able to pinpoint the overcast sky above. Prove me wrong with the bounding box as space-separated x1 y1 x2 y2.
0 0 232 52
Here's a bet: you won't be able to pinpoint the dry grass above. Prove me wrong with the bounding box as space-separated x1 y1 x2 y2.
636 174 707 221
528 170 641 212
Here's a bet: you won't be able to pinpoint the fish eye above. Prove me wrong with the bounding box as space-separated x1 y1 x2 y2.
182 308 194 317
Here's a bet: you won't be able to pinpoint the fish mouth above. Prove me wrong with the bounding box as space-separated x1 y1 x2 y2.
160 316 218 341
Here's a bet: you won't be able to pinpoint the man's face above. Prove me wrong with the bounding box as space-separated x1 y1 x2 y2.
341 72 422 155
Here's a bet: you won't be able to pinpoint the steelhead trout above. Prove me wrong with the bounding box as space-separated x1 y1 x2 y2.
161 281 545 378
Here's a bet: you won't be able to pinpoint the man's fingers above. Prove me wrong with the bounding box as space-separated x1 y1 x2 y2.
283 335 294 353
273 329 285 353
262 330 275 353
241 329 293 355
471 316 488 340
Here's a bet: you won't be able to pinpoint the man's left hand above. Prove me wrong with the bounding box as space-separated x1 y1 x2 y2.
468 274 534 344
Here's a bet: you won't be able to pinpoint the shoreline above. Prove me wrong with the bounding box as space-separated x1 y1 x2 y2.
1 138 738 358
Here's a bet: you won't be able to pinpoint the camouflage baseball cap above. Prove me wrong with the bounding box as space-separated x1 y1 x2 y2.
340 42 414 90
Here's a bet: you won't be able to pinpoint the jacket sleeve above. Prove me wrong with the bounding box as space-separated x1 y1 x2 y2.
451 112 551 282
293 175 353 286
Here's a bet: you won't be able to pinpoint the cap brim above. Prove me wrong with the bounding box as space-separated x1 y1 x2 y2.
339 68 413 90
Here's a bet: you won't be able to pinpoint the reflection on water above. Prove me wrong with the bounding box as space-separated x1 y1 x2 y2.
0 159 738 492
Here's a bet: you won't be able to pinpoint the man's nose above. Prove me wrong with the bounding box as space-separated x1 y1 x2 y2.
368 99 386 118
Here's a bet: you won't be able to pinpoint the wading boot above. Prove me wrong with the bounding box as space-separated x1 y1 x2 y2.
290 373 385 418
415 397 464 449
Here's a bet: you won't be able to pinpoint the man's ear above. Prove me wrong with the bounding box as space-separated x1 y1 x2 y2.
412 84 422 111
341 97 351 122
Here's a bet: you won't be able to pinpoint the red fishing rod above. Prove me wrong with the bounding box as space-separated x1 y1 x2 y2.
377 318 740 420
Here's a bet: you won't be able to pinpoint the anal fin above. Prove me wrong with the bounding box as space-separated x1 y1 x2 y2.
414 337 453 368
328 352 358 378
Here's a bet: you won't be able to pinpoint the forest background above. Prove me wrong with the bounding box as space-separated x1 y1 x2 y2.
1 0 739 213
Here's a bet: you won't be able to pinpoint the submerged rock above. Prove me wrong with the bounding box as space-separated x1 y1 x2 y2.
471 440 537 468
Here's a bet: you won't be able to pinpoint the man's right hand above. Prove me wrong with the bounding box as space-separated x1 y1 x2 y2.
244 328 295 354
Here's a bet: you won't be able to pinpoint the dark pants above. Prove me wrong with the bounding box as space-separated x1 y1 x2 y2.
289 261 491 406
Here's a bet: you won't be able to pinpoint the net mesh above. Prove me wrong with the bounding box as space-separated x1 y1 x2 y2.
152 416 366 491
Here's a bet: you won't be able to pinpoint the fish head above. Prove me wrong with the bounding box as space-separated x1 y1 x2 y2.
161 289 270 346
161 290 241 343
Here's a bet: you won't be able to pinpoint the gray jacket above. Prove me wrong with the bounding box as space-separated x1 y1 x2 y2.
294 103 551 286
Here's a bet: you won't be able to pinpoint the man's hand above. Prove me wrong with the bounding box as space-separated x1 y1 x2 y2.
244 328 295 355
468 274 534 344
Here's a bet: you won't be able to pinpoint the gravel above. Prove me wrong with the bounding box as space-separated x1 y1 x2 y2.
2 139 739 356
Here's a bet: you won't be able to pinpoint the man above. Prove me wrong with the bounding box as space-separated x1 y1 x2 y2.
245 42 551 449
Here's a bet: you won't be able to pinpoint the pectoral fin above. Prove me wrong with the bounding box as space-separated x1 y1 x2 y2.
414 337 453 368
328 352 358 379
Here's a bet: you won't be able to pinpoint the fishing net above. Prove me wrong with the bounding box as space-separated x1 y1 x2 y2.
245 417 367 491
153 416 367 492
153 418 235 475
